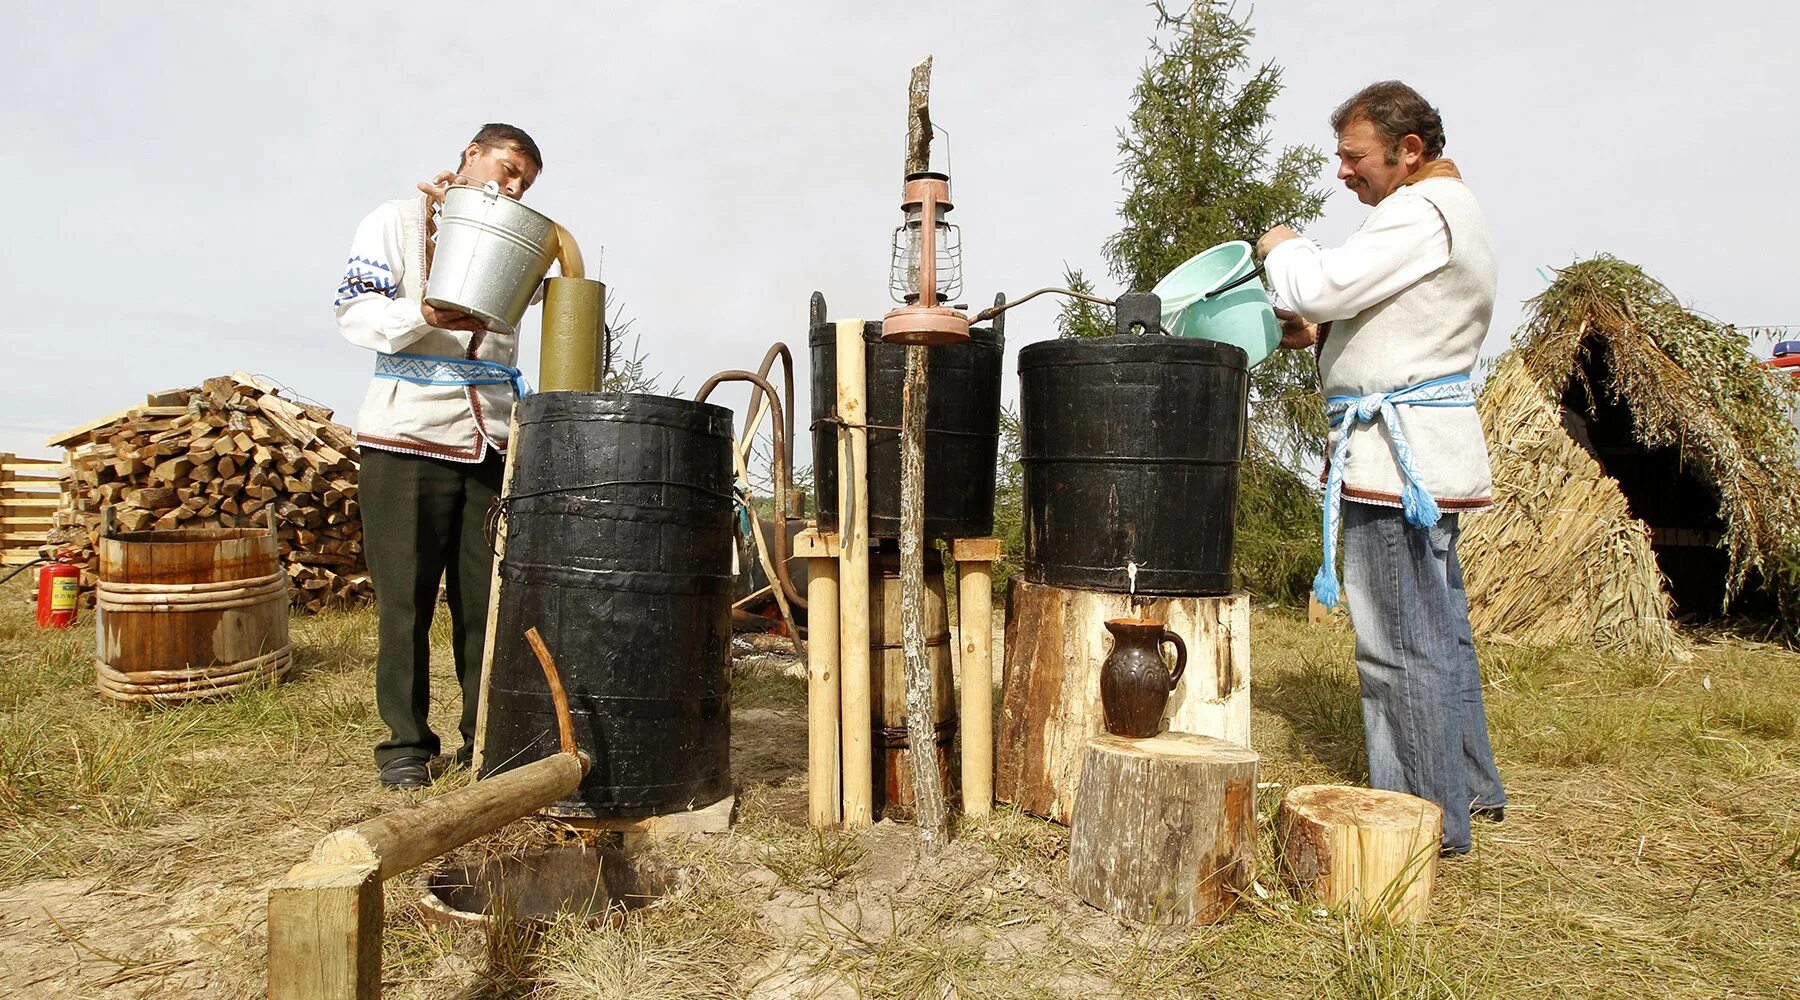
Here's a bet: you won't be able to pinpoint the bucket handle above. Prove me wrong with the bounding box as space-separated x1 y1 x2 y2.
1199 262 1265 302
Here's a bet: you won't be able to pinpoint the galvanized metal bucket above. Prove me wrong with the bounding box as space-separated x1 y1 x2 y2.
425 183 558 335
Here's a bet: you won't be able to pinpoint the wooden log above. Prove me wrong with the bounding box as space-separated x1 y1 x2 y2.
953 536 1000 820
796 529 842 828
898 342 946 841
836 318 874 829
997 579 1251 824
315 753 585 880
1067 732 1259 925
1274 785 1442 924
266 859 382 1000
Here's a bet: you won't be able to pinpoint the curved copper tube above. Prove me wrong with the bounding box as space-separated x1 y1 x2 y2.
523 626 588 770
755 343 797 486
695 370 807 610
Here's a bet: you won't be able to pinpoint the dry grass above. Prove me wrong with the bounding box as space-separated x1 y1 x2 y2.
2 575 1798 998
1461 357 1685 658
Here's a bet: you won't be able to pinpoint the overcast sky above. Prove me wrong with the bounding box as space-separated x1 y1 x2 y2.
3 2 1796 465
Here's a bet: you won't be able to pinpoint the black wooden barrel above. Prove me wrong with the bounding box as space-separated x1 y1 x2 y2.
809 321 1004 540
481 391 735 817
1018 335 1248 595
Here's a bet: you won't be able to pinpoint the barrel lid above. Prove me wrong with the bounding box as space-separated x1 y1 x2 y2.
1018 333 1247 370
518 390 734 437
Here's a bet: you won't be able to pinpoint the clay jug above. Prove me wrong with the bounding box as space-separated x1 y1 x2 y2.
1099 618 1187 738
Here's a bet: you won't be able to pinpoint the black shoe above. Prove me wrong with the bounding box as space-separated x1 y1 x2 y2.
1472 805 1505 824
379 757 430 790
454 745 473 770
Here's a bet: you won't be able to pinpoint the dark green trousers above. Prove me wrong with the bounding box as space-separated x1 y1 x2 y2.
359 447 505 766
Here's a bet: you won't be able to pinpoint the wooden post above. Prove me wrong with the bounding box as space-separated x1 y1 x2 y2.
899 348 947 839
836 318 873 829
1274 785 1443 924
267 860 383 1000
1066 733 1259 925
897 55 949 845
796 528 842 827
953 537 1000 820
472 412 523 773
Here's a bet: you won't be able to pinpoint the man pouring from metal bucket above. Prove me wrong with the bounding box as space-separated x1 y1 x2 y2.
1257 82 1506 856
333 124 543 790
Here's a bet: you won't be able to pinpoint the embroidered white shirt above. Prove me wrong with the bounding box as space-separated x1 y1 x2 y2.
1263 193 1450 323
333 196 522 462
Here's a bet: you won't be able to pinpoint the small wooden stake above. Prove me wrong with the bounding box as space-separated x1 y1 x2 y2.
836 319 873 829
953 537 1000 819
797 529 843 827
472 411 524 774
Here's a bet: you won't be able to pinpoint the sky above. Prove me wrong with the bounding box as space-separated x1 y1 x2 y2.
3 1 1797 466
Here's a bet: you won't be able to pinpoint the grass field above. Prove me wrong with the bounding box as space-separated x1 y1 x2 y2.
1 573 1796 998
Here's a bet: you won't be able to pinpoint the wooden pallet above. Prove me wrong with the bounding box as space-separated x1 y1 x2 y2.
0 453 62 566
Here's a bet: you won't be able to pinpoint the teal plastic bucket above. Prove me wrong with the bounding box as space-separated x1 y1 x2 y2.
1152 241 1280 368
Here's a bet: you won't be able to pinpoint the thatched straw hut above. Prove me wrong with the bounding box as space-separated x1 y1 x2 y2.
1462 256 1800 654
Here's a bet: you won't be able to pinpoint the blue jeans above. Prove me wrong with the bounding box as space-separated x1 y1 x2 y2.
1342 502 1506 852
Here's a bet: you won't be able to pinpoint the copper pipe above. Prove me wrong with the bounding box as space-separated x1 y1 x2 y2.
755 343 797 477
523 626 585 768
695 370 806 610
970 287 1116 325
755 343 804 520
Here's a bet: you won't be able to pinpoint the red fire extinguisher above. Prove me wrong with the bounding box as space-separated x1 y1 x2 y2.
37 559 81 629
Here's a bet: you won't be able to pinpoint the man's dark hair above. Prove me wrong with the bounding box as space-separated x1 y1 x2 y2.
461 123 543 173
1330 81 1445 164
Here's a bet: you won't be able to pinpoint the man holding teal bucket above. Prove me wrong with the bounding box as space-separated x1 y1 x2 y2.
1257 81 1506 857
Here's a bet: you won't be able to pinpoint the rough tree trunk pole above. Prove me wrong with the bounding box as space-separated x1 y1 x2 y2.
900 55 949 844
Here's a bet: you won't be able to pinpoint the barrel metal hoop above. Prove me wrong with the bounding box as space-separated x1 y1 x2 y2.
97 572 291 612
875 718 961 748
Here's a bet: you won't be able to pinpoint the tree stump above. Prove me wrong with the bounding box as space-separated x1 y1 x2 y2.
998 579 1251 823
1274 785 1443 924
1066 732 1259 925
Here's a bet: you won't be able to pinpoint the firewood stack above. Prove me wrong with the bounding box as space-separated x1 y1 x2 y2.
44 373 373 613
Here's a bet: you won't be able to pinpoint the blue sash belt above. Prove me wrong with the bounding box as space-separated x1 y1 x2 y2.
1314 373 1476 607
374 352 531 398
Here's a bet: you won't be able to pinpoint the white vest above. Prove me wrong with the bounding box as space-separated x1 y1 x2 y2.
354 196 520 461
1319 176 1497 509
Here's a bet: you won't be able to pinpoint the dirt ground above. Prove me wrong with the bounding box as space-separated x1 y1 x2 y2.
1 582 1797 998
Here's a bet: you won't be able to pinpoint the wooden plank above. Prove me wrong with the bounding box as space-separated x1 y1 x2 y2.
45 405 145 447
951 536 1004 564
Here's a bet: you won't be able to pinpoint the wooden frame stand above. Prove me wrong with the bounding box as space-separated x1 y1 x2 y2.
797 525 1001 828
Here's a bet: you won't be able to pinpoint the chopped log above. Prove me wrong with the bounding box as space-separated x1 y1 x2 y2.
1067 732 1259 925
1274 785 1442 924
998 579 1252 824
40 373 374 611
